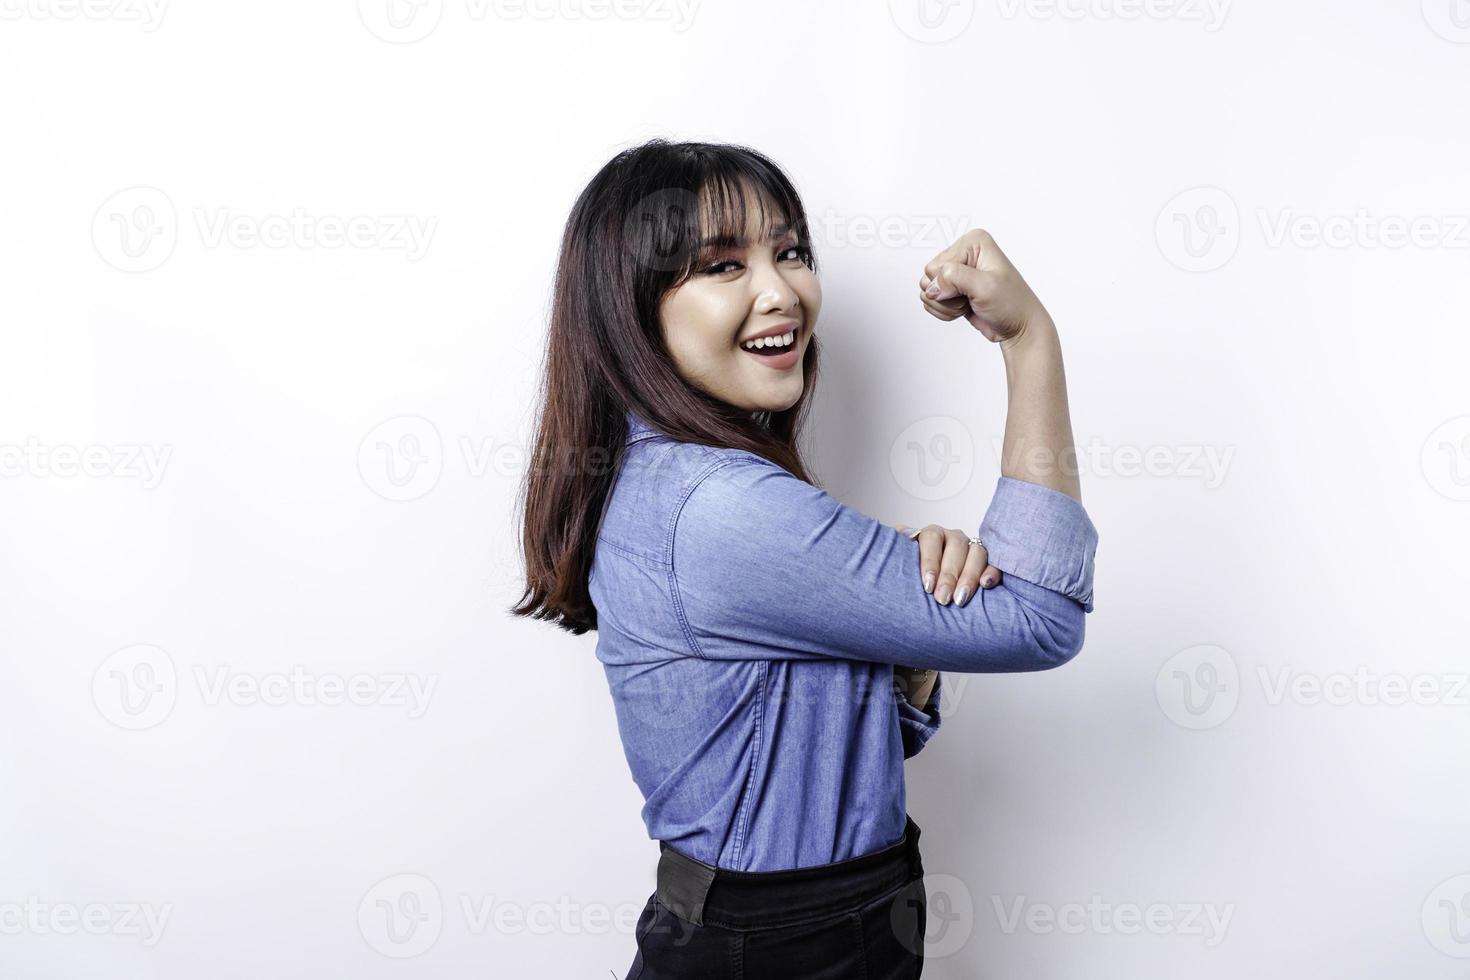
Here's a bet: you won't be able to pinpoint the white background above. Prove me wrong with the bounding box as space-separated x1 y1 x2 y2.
2 0 1468 976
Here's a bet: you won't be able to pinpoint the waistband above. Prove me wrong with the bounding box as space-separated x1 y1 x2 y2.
655 815 924 930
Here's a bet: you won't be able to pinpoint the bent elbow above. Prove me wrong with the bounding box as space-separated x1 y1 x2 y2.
1021 599 1087 671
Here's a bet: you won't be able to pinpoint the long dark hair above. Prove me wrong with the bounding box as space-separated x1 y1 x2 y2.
510 138 824 634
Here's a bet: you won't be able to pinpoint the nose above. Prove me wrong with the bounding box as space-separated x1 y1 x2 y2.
750 255 802 314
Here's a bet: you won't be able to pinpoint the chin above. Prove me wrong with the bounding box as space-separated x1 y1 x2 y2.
752 385 803 414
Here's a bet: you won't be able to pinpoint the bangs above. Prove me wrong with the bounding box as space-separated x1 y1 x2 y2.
629 153 816 289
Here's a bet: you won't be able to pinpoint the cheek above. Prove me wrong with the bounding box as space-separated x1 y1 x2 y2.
665 290 744 354
795 274 822 319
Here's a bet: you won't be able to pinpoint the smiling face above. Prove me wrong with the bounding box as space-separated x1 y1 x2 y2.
657 186 821 413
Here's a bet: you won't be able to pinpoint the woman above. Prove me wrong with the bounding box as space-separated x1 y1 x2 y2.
511 139 1098 978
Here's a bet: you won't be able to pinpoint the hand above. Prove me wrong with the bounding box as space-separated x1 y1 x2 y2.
917 229 1049 348
893 523 1002 607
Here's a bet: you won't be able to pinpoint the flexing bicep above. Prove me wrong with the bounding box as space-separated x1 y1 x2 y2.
670 454 1098 673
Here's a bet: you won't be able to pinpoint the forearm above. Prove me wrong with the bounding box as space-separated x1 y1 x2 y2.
998 314 1082 502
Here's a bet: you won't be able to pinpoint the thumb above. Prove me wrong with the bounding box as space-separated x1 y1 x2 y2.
928 261 987 304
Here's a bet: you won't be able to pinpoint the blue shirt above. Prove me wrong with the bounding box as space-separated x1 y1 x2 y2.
589 409 1099 872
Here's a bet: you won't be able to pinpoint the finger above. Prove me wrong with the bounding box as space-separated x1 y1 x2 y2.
951 541 987 607
915 524 944 594
895 524 921 540
932 528 972 605
923 260 988 305
917 277 966 320
981 564 1003 589
918 293 963 321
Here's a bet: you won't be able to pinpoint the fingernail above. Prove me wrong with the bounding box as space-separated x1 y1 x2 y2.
923 572 935 593
955 587 969 605
925 282 941 298
981 575 995 587
935 584 952 604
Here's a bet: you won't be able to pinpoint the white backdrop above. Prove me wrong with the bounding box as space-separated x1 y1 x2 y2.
2 1 1468 977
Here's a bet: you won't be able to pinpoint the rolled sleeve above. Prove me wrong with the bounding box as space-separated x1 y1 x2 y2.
896 672 943 759
979 477 1099 613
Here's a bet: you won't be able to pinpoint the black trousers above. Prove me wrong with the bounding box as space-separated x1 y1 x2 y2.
624 814 927 979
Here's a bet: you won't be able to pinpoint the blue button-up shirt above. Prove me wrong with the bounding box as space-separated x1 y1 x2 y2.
589 409 1099 872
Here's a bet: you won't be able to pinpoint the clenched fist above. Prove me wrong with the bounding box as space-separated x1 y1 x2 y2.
918 229 1050 348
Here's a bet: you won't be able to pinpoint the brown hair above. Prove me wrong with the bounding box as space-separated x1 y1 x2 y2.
509 138 824 634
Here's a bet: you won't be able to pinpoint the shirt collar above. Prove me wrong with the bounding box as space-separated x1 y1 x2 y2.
625 409 658 443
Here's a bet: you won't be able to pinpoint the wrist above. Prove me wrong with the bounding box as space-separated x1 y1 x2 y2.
999 307 1057 357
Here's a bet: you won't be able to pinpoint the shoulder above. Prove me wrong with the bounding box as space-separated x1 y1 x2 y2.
674 446 834 550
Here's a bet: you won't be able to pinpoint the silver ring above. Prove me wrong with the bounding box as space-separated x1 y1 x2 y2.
968 536 983 547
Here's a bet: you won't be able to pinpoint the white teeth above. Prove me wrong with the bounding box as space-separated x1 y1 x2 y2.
742 329 796 351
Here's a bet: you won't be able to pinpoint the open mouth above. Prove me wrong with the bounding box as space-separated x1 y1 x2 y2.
744 338 796 357
740 328 799 357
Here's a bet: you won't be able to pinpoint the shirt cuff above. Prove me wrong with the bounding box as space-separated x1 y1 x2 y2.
978 476 1099 613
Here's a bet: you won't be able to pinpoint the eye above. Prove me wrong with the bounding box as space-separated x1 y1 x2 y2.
700 258 741 276
780 243 814 267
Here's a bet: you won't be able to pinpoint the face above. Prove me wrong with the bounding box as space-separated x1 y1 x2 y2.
658 194 821 413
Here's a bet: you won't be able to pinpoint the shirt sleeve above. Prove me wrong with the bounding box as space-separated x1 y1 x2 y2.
670 452 1099 673
896 671 943 759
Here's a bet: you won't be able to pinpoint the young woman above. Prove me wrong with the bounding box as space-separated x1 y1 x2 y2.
512 139 1098 978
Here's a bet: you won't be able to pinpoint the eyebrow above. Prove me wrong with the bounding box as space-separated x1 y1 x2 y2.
697 223 795 250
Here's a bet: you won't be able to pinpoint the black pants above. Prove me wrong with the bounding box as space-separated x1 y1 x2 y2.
624 814 927 979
